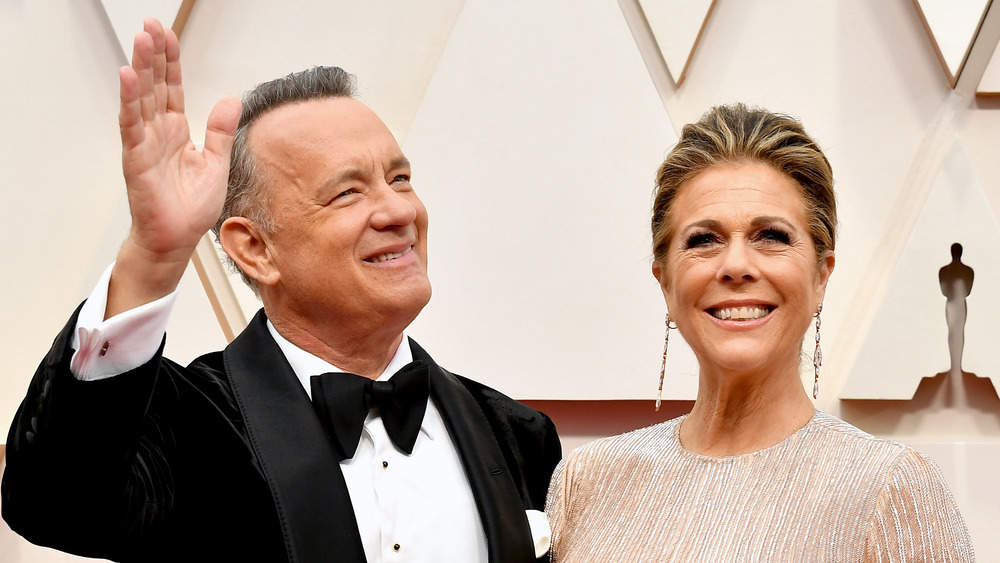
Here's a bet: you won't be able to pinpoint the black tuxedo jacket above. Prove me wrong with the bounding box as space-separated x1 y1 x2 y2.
2 307 562 562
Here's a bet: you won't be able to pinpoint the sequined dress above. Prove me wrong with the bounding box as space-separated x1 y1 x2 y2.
546 410 975 562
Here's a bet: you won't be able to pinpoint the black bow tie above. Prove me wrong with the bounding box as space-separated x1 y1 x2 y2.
310 361 430 462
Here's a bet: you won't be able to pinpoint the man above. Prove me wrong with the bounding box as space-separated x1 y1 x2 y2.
2 18 560 562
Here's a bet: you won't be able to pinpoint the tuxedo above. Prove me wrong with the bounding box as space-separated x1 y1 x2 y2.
2 306 562 562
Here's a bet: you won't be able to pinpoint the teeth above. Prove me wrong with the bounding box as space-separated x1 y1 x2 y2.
712 306 771 321
368 247 411 263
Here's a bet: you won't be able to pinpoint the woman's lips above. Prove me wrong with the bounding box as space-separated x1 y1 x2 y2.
708 305 774 321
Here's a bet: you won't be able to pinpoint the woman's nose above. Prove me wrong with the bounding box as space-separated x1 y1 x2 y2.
716 239 759 283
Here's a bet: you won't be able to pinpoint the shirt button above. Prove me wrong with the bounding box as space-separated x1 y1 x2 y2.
382 460 389 469
99 341 110 356
393 543 401 552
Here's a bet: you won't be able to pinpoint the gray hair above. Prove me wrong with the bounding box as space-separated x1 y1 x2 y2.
212 66 358 292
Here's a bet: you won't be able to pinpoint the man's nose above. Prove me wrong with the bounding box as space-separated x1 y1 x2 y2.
370 183 418 230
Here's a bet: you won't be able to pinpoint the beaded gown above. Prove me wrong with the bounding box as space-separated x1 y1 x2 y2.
546 410 975 562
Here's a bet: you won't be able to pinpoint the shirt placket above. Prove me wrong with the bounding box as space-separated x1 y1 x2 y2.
368 418 406 561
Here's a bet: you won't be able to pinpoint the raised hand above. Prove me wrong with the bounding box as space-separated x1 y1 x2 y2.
108 18 241 318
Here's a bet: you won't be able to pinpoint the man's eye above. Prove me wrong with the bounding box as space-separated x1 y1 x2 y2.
334 188 357 199
391 174 410 183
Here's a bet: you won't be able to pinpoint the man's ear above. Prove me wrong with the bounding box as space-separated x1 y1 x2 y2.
219 217 280 288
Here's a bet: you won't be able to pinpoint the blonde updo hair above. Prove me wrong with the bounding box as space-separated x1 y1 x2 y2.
651 103 837 264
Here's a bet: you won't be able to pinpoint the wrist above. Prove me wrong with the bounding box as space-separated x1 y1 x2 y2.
106 237 193 319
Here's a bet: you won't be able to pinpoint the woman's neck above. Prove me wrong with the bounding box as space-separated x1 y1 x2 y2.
680 366 815 456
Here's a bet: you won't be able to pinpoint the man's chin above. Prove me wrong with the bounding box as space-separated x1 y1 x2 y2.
409 284 433 314
384 283 432 321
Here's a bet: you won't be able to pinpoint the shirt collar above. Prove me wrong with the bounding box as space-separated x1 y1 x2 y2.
264 321 434 441
265 319 414 397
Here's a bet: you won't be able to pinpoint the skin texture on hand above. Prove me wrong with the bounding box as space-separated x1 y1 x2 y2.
107 18 241 319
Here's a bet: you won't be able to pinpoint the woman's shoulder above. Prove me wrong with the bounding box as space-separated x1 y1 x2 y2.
818 410 978 559
564 416 685 466
808 410 944 477
810 410 904 448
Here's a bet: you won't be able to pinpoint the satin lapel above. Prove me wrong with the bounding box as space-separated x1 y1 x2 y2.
225 310 366 563
410 340 535 563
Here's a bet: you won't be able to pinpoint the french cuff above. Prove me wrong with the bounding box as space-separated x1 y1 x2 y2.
70 262 178 381
525 509 551 558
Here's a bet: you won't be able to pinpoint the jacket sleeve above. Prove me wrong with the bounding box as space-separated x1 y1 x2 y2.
521 409 562 510
462 377 563 511
1 303 177 560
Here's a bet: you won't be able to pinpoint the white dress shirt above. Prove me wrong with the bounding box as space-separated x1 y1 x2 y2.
70 265 488 562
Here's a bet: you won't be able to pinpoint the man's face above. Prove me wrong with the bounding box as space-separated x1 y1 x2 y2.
249 97 431 333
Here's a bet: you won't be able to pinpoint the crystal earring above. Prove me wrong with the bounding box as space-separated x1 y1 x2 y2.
813 303 823 399
656 314 678 411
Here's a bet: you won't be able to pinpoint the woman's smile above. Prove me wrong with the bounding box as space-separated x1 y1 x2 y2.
654 162 833 377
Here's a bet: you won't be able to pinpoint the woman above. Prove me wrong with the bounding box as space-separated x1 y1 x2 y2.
545 104 975 561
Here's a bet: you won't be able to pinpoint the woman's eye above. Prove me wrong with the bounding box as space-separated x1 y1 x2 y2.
684 232 718 249
758 227 791 244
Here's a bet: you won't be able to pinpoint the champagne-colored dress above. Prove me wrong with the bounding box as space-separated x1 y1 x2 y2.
546 410 975 562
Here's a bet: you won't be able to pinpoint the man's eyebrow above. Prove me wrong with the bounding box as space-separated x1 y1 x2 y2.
388 156 411 170
324 156 412 189
331 167 365 184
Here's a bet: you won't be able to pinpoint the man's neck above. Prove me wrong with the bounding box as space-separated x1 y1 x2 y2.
265 320 414 399
267 314 406 379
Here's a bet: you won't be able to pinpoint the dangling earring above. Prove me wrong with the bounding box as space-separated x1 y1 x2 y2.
812 303 823 399
656 314 678 411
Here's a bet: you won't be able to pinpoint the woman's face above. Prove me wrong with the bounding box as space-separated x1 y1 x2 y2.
652 163 834 379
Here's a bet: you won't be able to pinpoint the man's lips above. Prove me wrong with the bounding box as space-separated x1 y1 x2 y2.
364 245 413 263
707 304 774 321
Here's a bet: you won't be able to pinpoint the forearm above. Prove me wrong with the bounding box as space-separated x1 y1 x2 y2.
105 235 192 319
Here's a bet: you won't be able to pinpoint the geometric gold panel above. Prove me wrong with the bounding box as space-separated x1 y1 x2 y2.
912 0 992 87
978 40 1000 95
636 0 716 86
99 0 196 62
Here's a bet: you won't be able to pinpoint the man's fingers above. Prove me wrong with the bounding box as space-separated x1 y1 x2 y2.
118 66 145 151
132 31 156 123
145 19 169 114
164 27 184 114
203 96 242 163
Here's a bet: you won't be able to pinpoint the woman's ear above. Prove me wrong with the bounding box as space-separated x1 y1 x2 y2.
652 261 664 285
815 250 836 302
219 217 281 288
651 260 672 304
